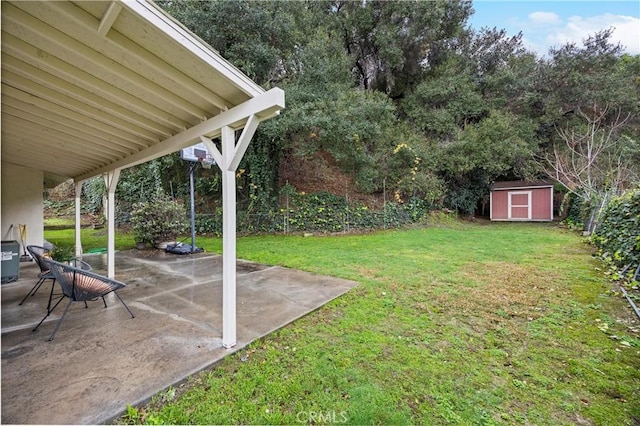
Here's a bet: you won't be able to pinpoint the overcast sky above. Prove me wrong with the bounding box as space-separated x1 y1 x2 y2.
469 1 640 56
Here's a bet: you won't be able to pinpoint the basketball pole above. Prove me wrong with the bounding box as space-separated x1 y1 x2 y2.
189 161 197 252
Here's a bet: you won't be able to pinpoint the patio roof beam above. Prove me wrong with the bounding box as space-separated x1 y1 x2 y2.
4 117 123 163
75 87 284 182
2 68 175 138
41 0 234 112
1 128 109 175
121 0 265 99
2 46 192 133
97 2 122 37
1 84 156 148
4 2 216 121
3 105 135 157
2 78 167 143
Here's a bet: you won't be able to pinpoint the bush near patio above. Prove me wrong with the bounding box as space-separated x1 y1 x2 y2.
130 193 188 246
592 187 640 276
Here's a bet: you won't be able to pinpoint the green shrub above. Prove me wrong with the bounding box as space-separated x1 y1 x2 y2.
560 192 585 230
280 191 428 233
195 212 222 235
190 190 438 236
592 187 640 273
285 191 348 233
130 194 188 245
50 245 75 262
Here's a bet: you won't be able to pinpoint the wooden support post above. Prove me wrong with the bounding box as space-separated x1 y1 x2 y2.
75 181 83 257
103 169 120 278
220 126 237 348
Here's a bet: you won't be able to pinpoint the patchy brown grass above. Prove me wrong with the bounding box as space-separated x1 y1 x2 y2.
459 261 562 315
425 262 566 343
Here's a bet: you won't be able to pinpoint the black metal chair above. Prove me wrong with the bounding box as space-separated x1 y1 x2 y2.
20 245 92 313
19 245 55 307
34 259 135 341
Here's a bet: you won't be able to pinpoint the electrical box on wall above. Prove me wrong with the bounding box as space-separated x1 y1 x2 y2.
1 240 20 283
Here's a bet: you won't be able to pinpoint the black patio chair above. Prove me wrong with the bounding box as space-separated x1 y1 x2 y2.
20 245 92 313
19 245 54 307
34 260 135 341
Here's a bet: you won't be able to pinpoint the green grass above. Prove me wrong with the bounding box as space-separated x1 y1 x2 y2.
44 228 136 251
64 222 639 425
43 217 76 227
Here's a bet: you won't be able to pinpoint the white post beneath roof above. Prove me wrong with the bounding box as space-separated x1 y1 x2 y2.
103 169 120 278
221 126 237 348
202 117 260 349
75 182 83 257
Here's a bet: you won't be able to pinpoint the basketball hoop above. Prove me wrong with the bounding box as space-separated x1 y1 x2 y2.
170 142 217 255
196 151 212 169
180 142 215 168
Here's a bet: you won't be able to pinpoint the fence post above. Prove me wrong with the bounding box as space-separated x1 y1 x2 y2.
383 178 387 229
285 189 289 235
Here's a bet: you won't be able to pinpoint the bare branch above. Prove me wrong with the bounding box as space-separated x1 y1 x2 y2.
546 103 636 201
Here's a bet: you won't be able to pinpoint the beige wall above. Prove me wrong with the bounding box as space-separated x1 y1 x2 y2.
1 163 44 250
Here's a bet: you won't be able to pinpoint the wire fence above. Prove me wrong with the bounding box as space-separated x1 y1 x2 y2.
193 198 430 236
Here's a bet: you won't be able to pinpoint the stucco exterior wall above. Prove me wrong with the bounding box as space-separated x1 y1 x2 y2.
1 163 44 250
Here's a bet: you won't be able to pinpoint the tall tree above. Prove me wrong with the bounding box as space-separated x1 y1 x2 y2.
325 0 473 98
438 110 539 214
538 30 640 229
401 59 487 142
156 0 306 85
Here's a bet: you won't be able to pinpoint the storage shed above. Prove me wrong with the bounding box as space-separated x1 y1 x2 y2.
490 180 554 221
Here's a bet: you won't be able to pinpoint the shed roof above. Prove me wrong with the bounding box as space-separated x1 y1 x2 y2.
491 180 554 191
1 0 282 186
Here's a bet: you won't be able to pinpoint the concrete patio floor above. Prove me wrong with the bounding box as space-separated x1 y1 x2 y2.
1 250 357 424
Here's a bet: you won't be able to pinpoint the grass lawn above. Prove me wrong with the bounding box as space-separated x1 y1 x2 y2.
45 228 136 252
43 217 76 227
50 222 640 425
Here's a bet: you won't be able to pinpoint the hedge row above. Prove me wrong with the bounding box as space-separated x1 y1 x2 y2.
194 191 433 236
592 187 640 276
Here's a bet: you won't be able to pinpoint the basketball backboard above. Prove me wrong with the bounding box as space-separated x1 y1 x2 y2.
181 142 215 165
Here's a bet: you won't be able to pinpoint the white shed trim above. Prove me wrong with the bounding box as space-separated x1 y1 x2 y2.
507 191 532 220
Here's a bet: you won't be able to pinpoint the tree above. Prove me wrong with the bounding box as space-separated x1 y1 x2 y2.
539 29 636 120
326 0 473 97
538 30 640 230
151 1 638 225
543 106 634 197
400 26 541 214
438 111 539 214
401 59 487 142
156 0 306 85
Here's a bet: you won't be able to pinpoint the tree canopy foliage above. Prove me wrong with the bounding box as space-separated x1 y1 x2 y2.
111 0 639 221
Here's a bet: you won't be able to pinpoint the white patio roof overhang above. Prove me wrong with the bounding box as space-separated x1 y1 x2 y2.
1 0 285 348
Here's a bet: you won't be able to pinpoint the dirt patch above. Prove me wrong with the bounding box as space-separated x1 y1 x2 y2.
462 262 560 313
279 150 383 208
431 262 564 329
355 266 381 280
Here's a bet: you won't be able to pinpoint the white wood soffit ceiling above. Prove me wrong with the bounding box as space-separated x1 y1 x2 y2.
1 0 283 186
